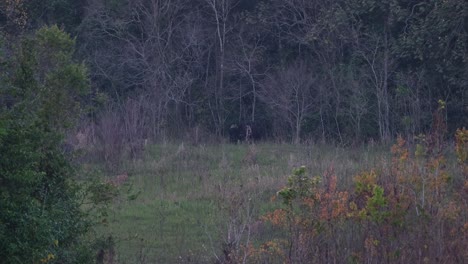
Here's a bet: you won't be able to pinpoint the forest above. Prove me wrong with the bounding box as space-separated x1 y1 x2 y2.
2 0 467 144
0 0 467 263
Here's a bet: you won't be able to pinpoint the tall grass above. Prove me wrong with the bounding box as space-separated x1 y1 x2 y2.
88 142 392 263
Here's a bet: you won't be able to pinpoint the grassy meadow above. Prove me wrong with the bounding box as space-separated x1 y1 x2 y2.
88 142 390 263
84 132 467 263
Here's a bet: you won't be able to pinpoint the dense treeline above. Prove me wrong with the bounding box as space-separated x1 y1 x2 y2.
1 0 467 145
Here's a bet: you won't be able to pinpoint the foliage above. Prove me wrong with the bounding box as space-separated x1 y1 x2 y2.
255 166 351 263
79 137 465 262
455 127 468 187
0 115 95 263
455 128 468 165
250 126 467 262
12 25 88 132
72 0 467 143
0 25 98 263
1 0 467 143
1 0 467 261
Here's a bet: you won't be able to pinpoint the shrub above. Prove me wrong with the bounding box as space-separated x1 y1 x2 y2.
0 25 101 263
250 128 468 263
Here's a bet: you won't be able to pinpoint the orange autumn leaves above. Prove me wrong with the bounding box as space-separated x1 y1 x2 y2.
264 166 349 227
248 128 468 263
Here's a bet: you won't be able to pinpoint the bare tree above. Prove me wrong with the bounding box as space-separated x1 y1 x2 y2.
394 70 427 141
203 0 240 135
230 30 266 124
343 68 369 141
260 60 317 144
356 33 395 142
81 0 206 140
344 5 397 142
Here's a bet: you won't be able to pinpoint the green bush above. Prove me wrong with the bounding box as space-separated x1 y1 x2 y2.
0 25 97 264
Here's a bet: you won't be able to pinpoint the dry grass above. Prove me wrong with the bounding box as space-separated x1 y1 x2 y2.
88 142 393 263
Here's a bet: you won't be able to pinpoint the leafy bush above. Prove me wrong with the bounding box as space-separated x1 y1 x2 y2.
0 25 100 263
247 122 467 263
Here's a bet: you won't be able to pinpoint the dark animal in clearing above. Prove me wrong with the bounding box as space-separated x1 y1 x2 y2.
229 123 256 144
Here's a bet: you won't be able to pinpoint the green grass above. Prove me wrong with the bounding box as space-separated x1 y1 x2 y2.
89 142 390 263
99 198 217 263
